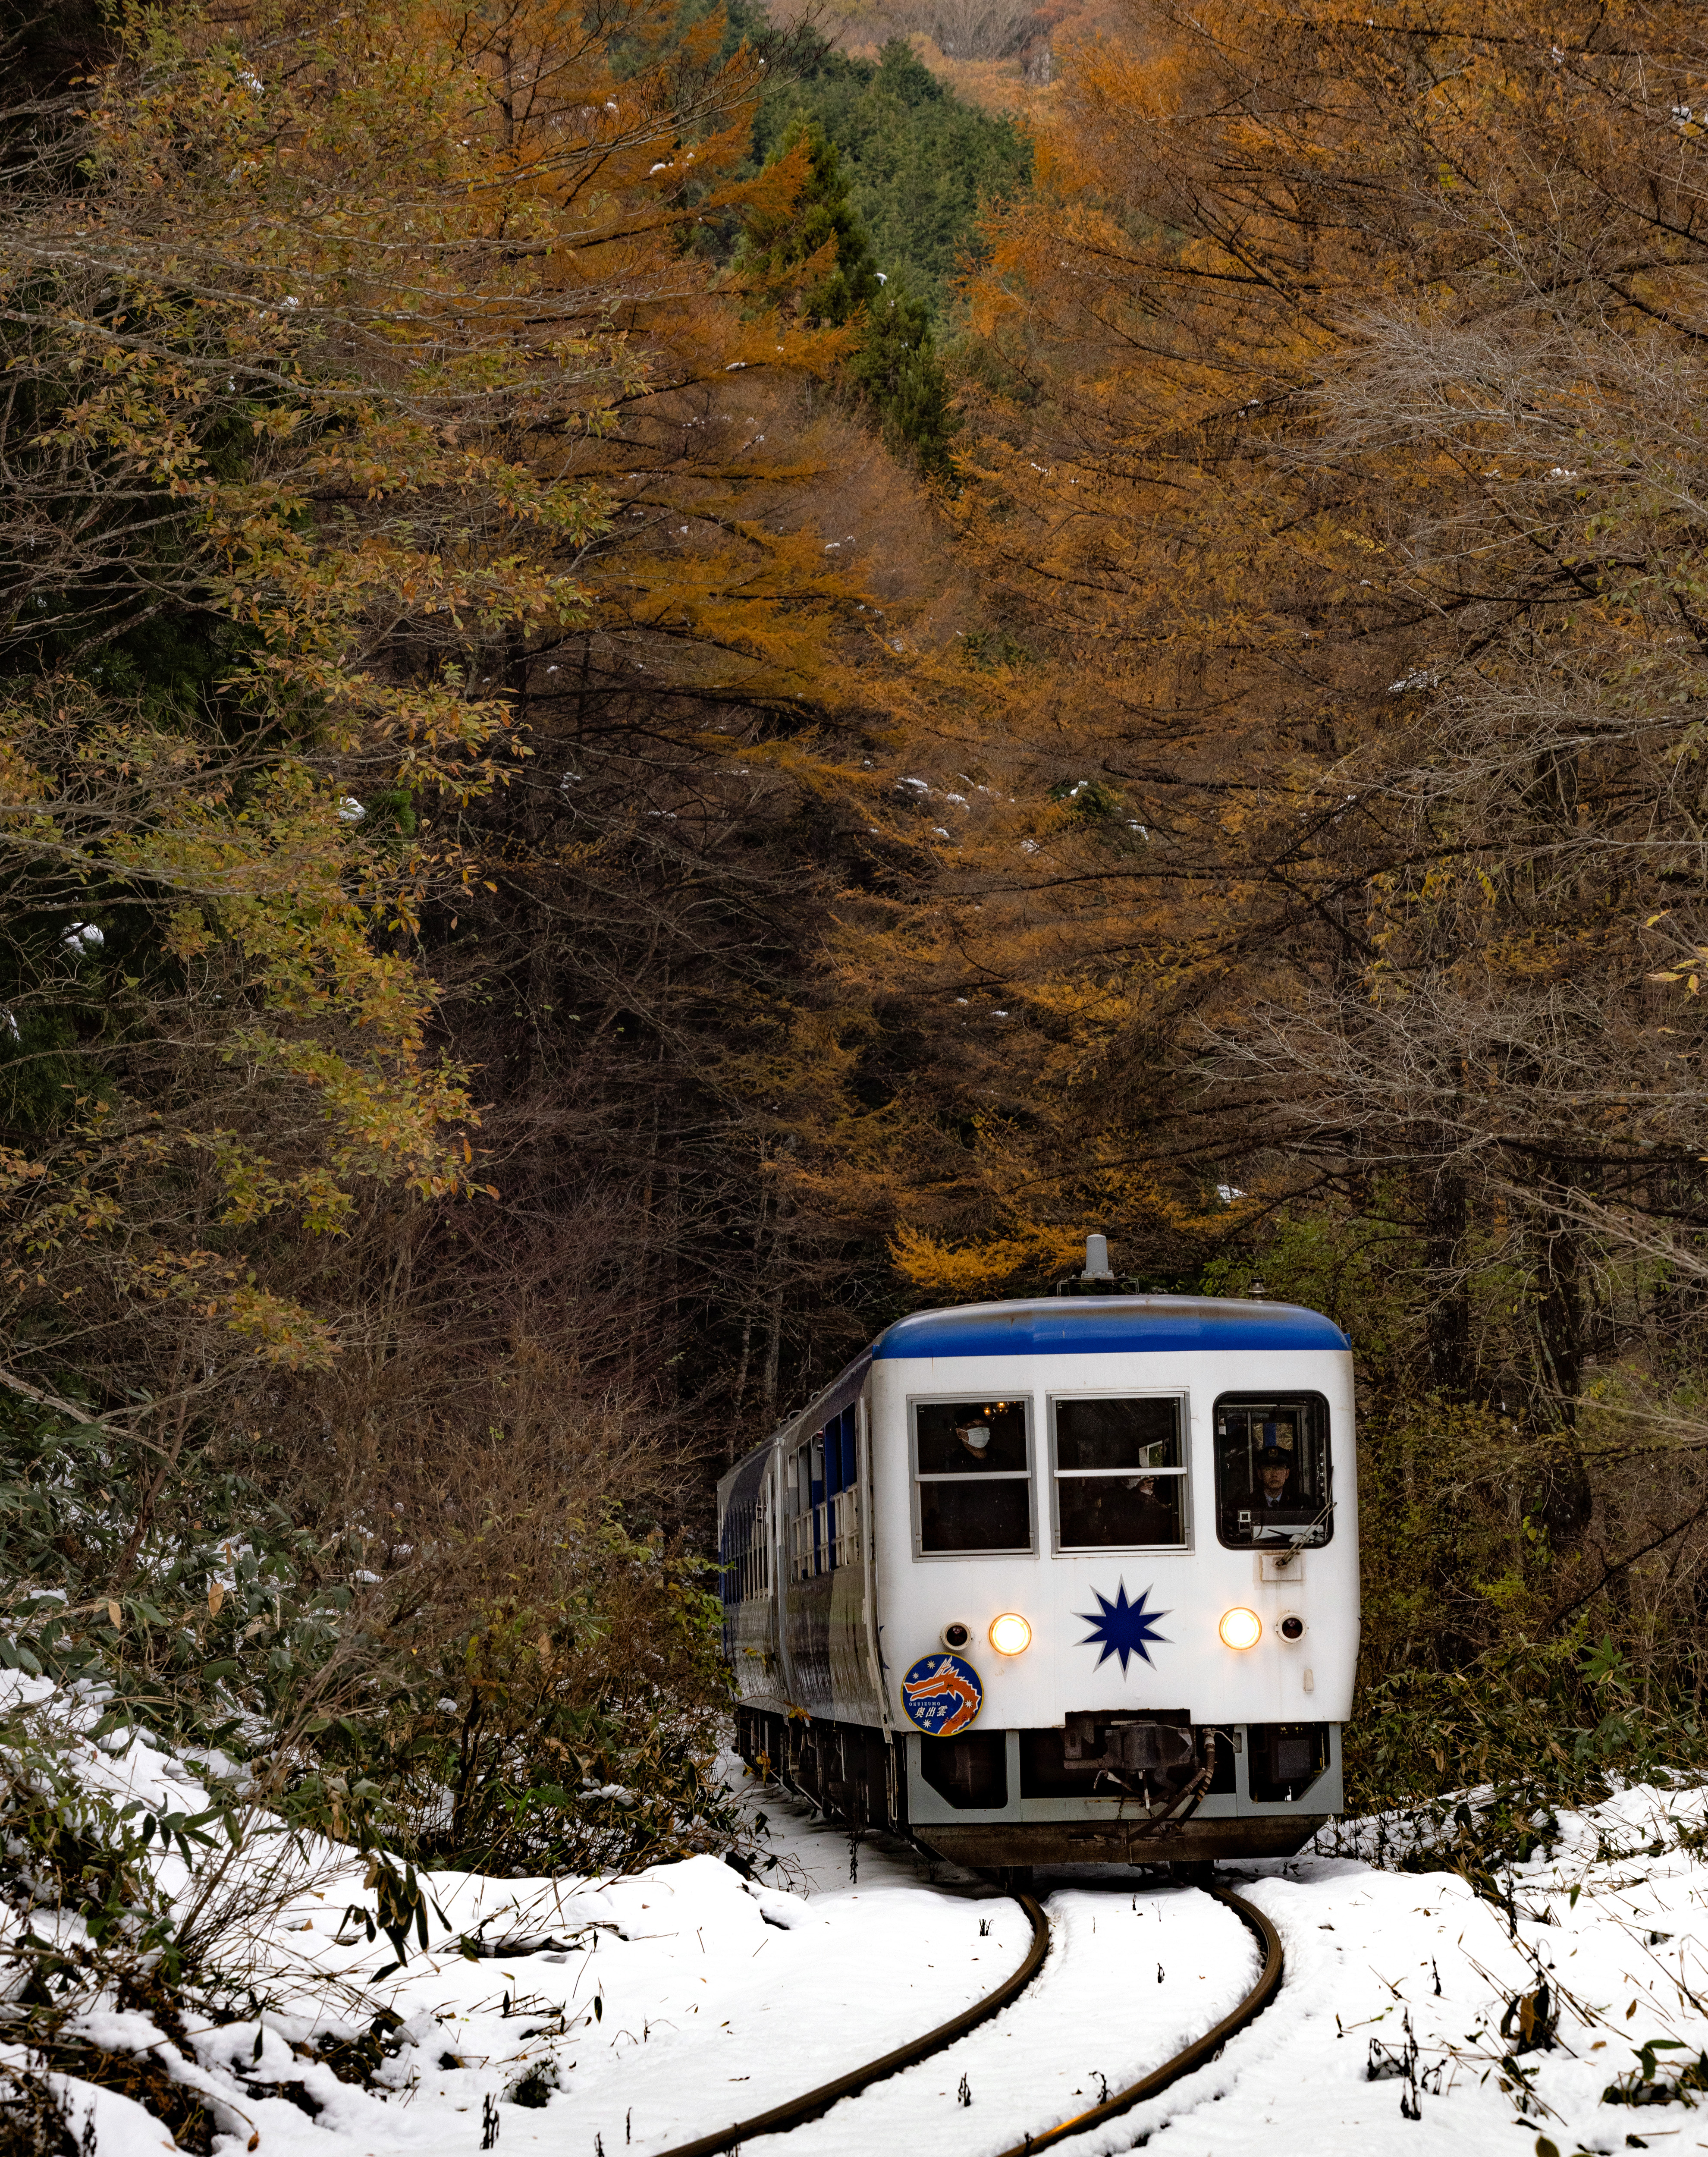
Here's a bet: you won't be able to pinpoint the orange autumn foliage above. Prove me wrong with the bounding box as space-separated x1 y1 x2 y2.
0 0 929 1461
857 2 1708 1321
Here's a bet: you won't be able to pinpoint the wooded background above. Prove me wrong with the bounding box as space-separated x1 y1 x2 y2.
5 0 1708 1872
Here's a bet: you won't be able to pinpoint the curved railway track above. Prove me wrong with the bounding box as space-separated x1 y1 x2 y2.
989 1887 1283 2157
653 1893 1050 2157
651 1881 1283 2157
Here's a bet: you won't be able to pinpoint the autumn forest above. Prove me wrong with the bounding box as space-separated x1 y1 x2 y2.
6 0 1708 1890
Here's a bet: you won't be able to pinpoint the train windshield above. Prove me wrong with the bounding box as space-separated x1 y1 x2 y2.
913 1398 1033 1554
1214 1393 1333 1547
1052 1396 1187 1549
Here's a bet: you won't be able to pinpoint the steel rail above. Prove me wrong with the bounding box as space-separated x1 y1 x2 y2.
648 1892 1050 2157
988 1884 1284 2157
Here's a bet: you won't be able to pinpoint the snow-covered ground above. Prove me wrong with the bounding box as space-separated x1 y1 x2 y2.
13 1667 1708 2157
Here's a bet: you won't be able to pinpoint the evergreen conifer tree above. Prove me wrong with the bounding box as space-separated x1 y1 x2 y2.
847 278 956 481
741 120 955 478
740 119 881 325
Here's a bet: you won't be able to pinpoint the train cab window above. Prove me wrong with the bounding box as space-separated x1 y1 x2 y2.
913 1399 1032 1555
1051 1396 1188 1549
1214 1394 1334 1547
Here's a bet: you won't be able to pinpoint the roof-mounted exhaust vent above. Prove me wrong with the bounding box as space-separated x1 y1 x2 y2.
1057 1230 1132 1296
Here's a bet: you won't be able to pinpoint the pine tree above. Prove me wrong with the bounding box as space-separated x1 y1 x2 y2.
847 278 957 480
740 119 882 324
750 36 1031 318
740 119 956 475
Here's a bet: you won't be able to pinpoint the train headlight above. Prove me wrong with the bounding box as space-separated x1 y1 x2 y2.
989 1612 1033 1656
1218 1606 1262 1651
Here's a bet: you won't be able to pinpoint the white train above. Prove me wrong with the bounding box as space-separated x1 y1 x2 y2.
718 1248 1358 1875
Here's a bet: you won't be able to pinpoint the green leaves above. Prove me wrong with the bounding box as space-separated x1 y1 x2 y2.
740 119 957 477
843 277 957 480
1602 2037 1708 2109
1345 1625 1708 1880
750 36 1030 320
739 121 884 327
0 1399 393 1772
128 1797 240 1868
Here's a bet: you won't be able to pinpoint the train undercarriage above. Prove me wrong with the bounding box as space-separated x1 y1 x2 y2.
733 1703 1338 1873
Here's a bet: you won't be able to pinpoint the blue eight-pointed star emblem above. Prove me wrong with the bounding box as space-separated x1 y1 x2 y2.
1076 1581 1169 1673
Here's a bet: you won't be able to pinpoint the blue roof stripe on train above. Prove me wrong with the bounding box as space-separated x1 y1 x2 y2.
871 1295 1348 1359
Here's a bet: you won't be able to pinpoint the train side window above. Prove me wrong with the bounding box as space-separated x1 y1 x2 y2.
747 1474 771 1600
724 1459 776 1605
1051 1396 1188 1550
786 1407 861 1582
1214 1393 1334 1548
785 1448 807 1582
912 1398 1033 1555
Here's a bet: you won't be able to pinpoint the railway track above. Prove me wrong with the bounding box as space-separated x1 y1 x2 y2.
989 1887 1283 2157
651 1880 1283 2157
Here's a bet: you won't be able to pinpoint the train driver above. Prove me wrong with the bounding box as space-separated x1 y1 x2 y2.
1217 1411 1328 1542
1257 1445 1294 1510
1250 1437 1317 1528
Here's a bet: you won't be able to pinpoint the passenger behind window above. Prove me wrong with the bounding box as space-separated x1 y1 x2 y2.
1054 1396 1187 1549
914 1399 1031 1553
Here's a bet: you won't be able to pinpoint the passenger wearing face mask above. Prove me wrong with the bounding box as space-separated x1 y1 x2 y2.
954 1419 992 1462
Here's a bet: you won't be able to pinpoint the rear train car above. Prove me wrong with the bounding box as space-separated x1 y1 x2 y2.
717 1287 1357 1872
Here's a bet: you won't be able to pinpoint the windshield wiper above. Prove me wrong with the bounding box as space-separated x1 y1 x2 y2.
1251 1496 1334 1560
